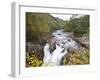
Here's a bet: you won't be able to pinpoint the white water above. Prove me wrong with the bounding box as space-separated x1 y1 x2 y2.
42 29 78 66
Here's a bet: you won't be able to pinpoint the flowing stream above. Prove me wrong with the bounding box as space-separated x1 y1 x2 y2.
42 29 79 66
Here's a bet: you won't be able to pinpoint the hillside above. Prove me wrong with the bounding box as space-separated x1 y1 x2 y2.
26 12 64 43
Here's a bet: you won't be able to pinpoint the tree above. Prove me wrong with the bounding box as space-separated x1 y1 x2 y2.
64 15 89 37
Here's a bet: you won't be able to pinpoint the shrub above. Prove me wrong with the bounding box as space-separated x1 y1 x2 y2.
63 49 89 65
26 52 43 67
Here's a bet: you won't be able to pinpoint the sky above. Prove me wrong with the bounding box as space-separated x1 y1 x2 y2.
50 14 73 21
50 14 84 21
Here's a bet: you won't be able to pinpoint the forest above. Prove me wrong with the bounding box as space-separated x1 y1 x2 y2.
26 12 89 67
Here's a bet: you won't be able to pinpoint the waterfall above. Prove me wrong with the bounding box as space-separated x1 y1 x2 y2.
42 29 78 66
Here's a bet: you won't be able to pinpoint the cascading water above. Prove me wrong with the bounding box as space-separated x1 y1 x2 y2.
42 29 79 66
